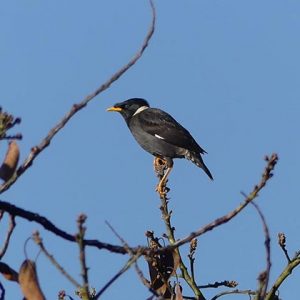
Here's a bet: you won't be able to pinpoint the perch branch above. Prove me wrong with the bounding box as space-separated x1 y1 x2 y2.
158 178 205 300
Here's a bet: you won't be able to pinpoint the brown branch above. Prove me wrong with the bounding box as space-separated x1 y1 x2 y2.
0 154 279 259
104 222 159 297
0 200 128 254
198 281 238 289
0 0 156 194
278 232 291 263
211 289 256 300
266 252 300 300
158 179 205 300
76 214 90 300
32 231 80 288
169 154 278 251
188 239 198 282
250 201 271 300
95 256 141 299
0 214 16 259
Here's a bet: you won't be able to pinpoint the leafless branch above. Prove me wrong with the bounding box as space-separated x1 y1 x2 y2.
32 231 80 288
0 200 128 254
158 175 205 300
0 214 16 259
198 281 238 289
169 154 278 250
250 201 271 300
0 281 5 300
94 256 140 299
278 232 291 263
266 251 300 300
76 214 90 299
211 289 256 300
0 0 156 195
106 222 160 298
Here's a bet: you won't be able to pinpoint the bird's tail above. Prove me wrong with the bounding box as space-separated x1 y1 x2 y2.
185 151 213 180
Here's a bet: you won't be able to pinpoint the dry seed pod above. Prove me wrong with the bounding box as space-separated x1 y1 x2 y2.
147 249 180 297
0 262 18 282
19 260 45 300
0 141 20 181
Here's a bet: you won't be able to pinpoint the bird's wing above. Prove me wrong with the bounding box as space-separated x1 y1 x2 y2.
137 108 207 154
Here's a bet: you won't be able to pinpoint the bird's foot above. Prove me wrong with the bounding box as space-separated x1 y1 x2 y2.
155 180 169 197
155 182 166 196
153 157 168 178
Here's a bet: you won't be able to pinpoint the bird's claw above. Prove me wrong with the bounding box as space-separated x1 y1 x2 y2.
155 181 169 197
153 157 168 178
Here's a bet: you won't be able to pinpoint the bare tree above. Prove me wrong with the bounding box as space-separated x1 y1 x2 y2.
0 1 299 300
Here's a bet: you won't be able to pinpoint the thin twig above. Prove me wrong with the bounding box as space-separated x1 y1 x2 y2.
0 200 128 254
188 239 197 282
250 201 271 300
0 214 16 259
211 289 256 300
158 178 205 300
105 221 159 298
278 232 291 263
0 0 156 195
198 281 238 289
169 154 278 251
76 214 90 299
0 281 5 300
94 256 140 299
0 154 279 259
265 254 300 300
32 231 80 288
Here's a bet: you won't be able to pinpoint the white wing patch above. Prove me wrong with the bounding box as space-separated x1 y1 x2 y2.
155 134 165 140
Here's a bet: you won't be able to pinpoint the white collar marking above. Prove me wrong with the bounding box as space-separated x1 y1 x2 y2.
133 106 149 116
155 134 165 140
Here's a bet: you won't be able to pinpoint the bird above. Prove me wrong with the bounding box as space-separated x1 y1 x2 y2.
107 98 213 195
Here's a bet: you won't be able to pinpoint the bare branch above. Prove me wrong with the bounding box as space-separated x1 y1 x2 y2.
106 222 160 298
32 231 80 288
0 200 128 254
158 174 205 300
0 281 5 300
198 281 238 289
169 154 278 250
95 256 140 299
266 254 300 300
278 232 291 263
0 214 16 259
250 201 271 300
0 0 156 194
211 289 256 300
76 214 90 299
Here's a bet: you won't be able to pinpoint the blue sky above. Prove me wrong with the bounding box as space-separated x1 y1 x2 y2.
0 0 299 299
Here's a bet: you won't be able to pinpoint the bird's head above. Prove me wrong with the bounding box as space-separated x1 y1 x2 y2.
107 98 150 123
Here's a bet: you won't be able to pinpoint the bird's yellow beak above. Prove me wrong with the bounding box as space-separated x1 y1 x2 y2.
107 106 122 112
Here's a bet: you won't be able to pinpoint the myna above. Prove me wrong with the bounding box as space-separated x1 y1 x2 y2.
107 98 213 194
